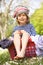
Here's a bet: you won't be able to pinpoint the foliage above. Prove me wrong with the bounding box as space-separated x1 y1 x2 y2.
30 3 43 35
0 11 16 39
5 21 16 38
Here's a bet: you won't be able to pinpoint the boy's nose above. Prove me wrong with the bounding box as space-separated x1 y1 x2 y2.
21 15 23 18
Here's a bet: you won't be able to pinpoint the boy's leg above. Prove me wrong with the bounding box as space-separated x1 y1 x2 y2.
14 33 21 57
20 31 30 57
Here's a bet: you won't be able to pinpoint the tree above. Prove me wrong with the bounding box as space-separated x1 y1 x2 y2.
0 0 13 39
30 3 43 35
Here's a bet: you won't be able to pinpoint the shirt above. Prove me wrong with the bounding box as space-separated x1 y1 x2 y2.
12 23 36 37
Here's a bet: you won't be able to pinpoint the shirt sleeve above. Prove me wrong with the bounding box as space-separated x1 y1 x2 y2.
30 24 36 36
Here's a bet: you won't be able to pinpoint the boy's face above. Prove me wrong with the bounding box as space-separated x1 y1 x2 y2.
17 13 28 25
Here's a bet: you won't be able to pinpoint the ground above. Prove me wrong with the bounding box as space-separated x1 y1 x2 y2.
0 48 43 65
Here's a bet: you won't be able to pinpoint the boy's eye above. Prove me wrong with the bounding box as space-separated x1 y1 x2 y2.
18 14 21 17
22 14 25 16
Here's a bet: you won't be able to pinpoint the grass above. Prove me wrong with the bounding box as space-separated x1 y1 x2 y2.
0 48 43 65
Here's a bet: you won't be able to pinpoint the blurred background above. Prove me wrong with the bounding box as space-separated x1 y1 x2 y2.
0 0 43 65
0 0 43 40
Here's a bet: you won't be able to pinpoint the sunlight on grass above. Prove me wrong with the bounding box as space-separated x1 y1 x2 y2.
0 48 8 55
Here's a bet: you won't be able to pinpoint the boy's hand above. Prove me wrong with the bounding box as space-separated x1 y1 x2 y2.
21 30 30 36
14 30 22 35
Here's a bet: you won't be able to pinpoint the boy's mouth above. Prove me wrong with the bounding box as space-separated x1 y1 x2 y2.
20 19 24 21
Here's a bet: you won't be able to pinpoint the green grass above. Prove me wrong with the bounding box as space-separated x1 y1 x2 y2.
0 48 43 65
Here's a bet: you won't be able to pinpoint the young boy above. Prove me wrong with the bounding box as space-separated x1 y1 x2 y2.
11 5 36 59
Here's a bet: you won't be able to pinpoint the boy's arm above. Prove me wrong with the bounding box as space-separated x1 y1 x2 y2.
30 24 36 36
